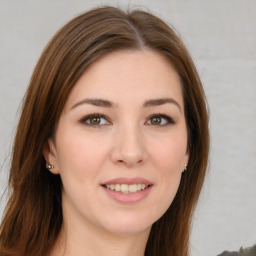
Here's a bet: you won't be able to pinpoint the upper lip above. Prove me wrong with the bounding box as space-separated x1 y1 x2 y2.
102 177 153 186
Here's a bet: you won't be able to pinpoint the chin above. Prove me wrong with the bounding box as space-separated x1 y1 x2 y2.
97 211 155 236
105 223 151 236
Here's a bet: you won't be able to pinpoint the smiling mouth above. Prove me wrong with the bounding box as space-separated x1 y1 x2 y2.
103 184 151 194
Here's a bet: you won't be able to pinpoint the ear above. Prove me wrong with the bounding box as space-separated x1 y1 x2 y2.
43 137 60 174
183 153 190 173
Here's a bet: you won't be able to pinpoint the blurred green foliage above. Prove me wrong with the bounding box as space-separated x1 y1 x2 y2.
217 244 256 256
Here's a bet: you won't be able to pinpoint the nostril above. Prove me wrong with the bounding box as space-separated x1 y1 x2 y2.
110 142 147 167
117 159 125 164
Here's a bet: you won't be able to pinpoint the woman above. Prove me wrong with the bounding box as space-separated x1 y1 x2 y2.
0 6 209 256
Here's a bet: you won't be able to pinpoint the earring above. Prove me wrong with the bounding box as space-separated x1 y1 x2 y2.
46 163 54 170
184 164 188 171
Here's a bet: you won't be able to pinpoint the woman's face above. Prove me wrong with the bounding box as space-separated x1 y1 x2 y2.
45 50 189 236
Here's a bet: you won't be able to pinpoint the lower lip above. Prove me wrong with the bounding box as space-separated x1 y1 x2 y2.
102 186 152 203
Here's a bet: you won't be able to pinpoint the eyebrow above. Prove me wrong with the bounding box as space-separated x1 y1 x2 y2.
143 98 181 112
71 99 117 109
71 97 181 112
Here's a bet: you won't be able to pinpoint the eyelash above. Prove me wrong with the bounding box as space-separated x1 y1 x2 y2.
80 113 175 127
80 113 111 128
146 113 175 126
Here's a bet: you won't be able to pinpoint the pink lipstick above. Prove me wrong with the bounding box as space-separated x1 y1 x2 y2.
101 177 153 204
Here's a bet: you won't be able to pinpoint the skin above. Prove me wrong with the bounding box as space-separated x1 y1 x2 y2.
44 49 189 256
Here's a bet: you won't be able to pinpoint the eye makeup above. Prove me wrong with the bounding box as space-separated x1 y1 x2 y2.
79 112 175 128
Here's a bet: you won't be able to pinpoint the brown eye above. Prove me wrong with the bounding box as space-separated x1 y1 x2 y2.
146 114 174 126
81 114 110 127
89 117 101 125
150 117 161 125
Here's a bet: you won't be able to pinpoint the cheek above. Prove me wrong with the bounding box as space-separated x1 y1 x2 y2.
55 129 110 182
150 133 187 173
148 133 187 214
155 141 183 192
55 131 111 210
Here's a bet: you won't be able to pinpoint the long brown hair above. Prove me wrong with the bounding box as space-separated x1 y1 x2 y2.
0 6 209 256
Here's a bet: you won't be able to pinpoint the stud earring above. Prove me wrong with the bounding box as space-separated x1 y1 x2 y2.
46 163 54 170
184 164 188 171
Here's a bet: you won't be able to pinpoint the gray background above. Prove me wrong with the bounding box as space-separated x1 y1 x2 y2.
0 0 255 255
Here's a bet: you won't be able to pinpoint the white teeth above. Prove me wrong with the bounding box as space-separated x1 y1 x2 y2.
105 184 149 193
137 184 142 191
120 184 128 193
115 184 120 191
129 184 137 193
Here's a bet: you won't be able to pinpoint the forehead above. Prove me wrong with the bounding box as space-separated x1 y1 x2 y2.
64 49 184 110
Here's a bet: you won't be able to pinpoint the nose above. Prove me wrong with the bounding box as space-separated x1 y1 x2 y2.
110 125 147 168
